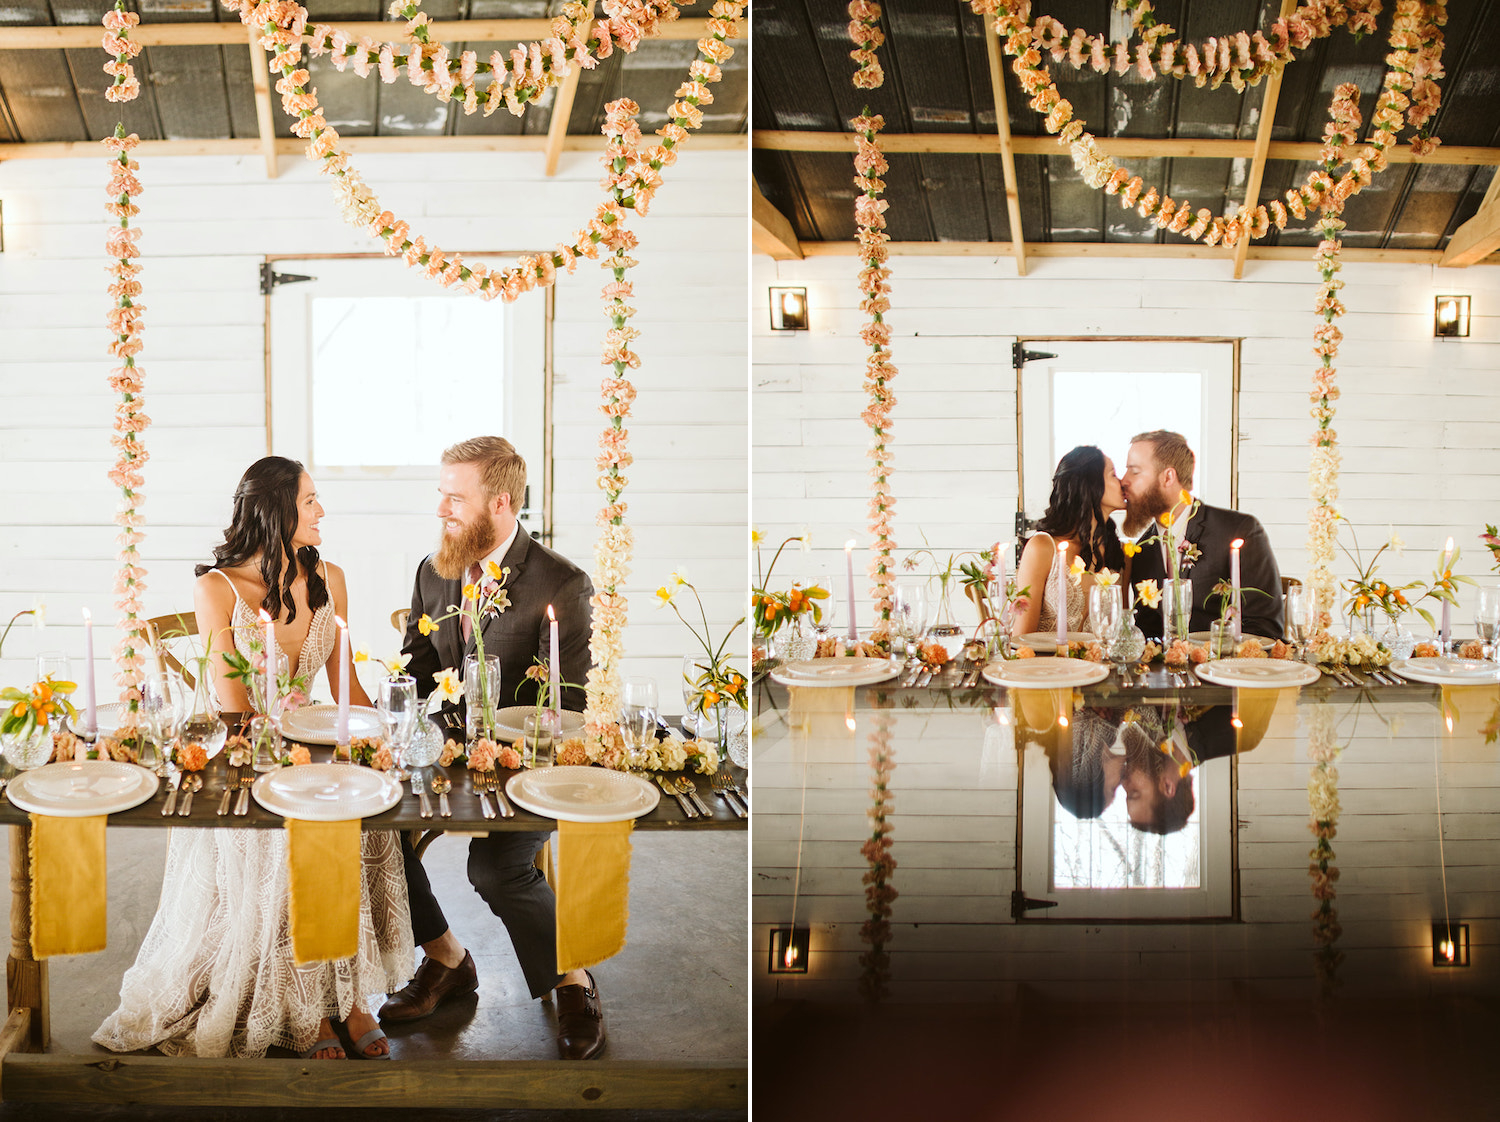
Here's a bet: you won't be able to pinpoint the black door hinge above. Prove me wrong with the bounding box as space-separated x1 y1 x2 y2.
260 263 316 296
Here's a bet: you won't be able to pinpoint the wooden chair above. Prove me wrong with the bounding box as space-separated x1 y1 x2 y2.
391 608 410 635
144 611 199 688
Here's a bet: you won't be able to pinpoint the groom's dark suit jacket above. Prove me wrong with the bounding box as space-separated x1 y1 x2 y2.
1129 502 1284 641
401 528 593 713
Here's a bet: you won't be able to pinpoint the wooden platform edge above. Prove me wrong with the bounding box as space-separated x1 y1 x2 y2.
0 1054 747 1110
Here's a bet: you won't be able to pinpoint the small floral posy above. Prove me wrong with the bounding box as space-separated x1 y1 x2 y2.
1 675 79 744
354 649 414 679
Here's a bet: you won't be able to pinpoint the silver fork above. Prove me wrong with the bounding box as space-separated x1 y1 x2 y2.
710 772 747 818
675 775 712 818
217 768 238 816
471 768 495 820
487 770 515 818
233 769 255 816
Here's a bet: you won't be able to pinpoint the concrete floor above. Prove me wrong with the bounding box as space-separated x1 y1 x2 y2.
0 825 747 1117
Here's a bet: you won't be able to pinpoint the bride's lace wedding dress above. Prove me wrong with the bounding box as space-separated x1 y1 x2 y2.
93 573 414 1058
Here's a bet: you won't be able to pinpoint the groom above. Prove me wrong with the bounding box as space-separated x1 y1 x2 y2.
381 435 604 1060
1122 429 1284 641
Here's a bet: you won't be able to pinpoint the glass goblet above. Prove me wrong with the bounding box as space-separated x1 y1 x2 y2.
1286 584 1313 663
893 580 929 660
1475 587 1500 662
378 675 419 780
621 677 658 768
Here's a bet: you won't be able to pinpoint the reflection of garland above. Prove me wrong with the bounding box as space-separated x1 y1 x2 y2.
858 713 897 1001
221 0 740 301
101 0 150 716
848 3 898 623
1306 704 1343 994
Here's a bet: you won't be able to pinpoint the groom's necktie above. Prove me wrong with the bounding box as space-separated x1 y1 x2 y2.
461 562 482 642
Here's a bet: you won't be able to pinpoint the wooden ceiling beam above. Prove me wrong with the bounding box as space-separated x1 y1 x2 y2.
1233 0 1299 280
792 239 1493 265
753 130 1500 167
0 18 711 48
247 27 278 179
0 135 746 161
542 66 581 177
982 20 1026 277
752 182 802 260
1439 169 1500 268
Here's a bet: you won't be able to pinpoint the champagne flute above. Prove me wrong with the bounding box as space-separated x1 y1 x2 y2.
621 677 658 767
893 580 929 661
1475 587 1500 662
1286 585 1312 663
377 676 419 780
1089 584 1123 676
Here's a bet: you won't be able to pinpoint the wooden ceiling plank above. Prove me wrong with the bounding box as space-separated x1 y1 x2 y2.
0 18 710 49
752 130 1500 167
1439 169 1500 267
1233 0 1299 280
247 28 278 178
752 181 803 260
542 64 581 177
0 134 746 160
982 20 1026 277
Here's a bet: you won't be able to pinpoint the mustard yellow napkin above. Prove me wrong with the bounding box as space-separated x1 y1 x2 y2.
556 819 634 972
29 813 107 959
285 818 360 965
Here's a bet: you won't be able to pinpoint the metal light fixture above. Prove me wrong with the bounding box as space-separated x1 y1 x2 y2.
769 287 809 331
1433 921 1470 967
768 925 810 973
1434 295 1470 338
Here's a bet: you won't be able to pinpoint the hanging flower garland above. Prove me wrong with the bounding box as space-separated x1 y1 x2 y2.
848 2 898 624
1306 703 1343 994
858 713 897 1002
101 0 151 715
222 0 740 302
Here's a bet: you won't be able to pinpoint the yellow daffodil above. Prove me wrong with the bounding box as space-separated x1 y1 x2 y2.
1136 579 1161 608
485 560 506 581
353 649 369 663
671 570 689 586
1095 568 1118 587
387 652 412 673
433 668 462 702
417 613 438 636
462 583 479 601
751 527 765 545
656 585 677 605
1121 540 1140 558
1069 556 1087 584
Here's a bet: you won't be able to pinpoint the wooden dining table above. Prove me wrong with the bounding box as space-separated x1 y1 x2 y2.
0 729 747 1111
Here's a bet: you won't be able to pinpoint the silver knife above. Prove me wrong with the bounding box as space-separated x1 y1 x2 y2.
161 771 182 816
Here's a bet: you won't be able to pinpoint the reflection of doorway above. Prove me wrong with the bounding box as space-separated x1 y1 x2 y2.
1019 741 1234 921
1018 339 1237 521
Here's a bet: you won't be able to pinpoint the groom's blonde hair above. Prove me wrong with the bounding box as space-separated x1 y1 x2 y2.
1131 429 1195 491
442 436 527 512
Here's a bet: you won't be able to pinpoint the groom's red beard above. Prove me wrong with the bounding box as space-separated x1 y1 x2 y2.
1122 479 1173 534
431 514 497 581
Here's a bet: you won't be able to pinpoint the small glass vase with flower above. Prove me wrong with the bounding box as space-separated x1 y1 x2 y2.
658 572 748 766
412 560 513 744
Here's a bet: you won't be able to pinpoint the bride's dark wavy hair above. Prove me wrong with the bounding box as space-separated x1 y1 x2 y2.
1034 445 1125 573
195 456 328 623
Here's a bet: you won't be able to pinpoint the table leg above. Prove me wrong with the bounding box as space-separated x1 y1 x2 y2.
7 824 48 1052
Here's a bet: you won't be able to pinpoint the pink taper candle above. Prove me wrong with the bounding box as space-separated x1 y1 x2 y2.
81 607 97 736
547 604 560 718
1230 538 1244 642
1055 540 1068 648
259 608 274 715
845 540 858 640
334 615 350 747
994 541 1007 616
1440 537 1454 647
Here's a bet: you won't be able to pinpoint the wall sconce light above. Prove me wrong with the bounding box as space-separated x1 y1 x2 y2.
768 926 810 973
769 287 809 331
1434 295 1470 338
1433 921 1470 967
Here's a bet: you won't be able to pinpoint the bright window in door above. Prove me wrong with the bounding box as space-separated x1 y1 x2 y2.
1050 370 1202 479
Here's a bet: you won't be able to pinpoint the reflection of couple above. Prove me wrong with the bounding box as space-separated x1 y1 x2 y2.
96 437 604 1061
1012 430 1284 640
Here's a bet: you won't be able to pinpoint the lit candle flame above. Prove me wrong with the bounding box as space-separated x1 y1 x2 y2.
334 615 347 629
81 607 91 623
846 540 856 552
547 604 556 622
784 942 798 968
1441 938 1455 961
845 717 857 732
1231 538 1244 550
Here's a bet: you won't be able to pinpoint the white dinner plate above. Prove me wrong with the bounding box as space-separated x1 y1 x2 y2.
1014 632 1097 655
505 766 660 823
1388 657 1500 686
980 658 1110 689
491 706 586 742
770 657 900 689
1194 659 1320 688
251 763 403 821
5 760 159 818
279 704 385 745
68 701 127 737
1189 631 1276 650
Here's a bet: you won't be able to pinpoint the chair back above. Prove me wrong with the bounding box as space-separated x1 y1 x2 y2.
144 611 199 688
391 608 410 636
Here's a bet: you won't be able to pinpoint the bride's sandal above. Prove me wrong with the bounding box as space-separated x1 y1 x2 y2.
350 1026 391 1060
302 1035 345 1060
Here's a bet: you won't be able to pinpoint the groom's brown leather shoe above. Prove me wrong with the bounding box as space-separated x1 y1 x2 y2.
379 950 478 1023
555 972 606 1059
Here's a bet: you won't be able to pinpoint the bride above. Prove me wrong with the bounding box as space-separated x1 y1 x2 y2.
94 456 413 1060
1011 445 1128 637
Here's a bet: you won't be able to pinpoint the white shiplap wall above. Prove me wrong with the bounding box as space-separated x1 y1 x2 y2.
0 147 747 700
753 252 1500 627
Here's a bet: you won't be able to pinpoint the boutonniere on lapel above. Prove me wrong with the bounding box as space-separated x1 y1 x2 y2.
1138 489 1203 580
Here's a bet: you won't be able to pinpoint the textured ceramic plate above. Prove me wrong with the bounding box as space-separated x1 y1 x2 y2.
980 658 1110 689
1014 632 1097 654
1194 659 1320 688
491 706 586 742
280 704 385 745
6 760 159 818
1388 657 1500 685
1188 631 1276 650
251 763 402 821
770 658 899 689
505 766 660 823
